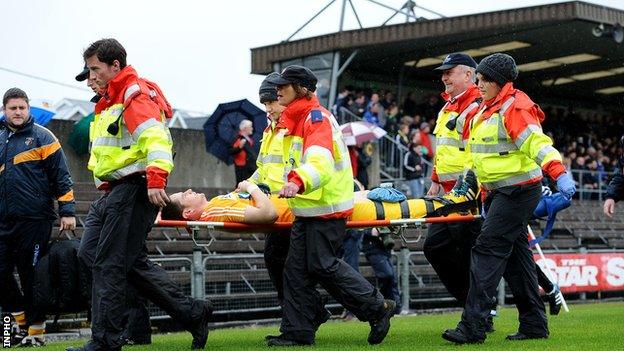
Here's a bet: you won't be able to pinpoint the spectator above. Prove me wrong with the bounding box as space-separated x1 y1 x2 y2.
230 119 257 185
402 91 419 117
418 122 433 160
380 91 395 110
384 103 400 136
403 142 425 198
350 94 367 117
0 87 76 347
363 102 382 127
356 144 373 189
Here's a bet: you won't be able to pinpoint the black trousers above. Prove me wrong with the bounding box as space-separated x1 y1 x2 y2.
280 218 385 343
425 219 555 308
263 232 291 304
79 200 151 343
424 220 482 304
536 263 554 293
459 183 547 340
0 220 53 323
83 177 205 350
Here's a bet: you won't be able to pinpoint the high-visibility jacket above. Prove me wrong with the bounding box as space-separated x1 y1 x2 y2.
89 66 173 189
468 83 566 190
277 96 354 218
432 85 482 192
248 119 288 193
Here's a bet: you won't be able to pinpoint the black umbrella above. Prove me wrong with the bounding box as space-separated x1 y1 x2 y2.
203 99 267 165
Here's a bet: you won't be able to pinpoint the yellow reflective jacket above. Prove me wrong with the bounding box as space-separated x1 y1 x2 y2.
432 86 481 190
468 83 565 190
277 96 354 218
248 120 288 193
89 66 173 189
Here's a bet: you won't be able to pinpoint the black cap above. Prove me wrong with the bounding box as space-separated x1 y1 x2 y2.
75 66 89 82
259 73 279 103
476 53 518 86
266 65 318 92
434 53 478 70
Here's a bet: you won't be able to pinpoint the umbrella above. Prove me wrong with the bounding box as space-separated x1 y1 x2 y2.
340 121 387 146
0 106 56 126
203 99 267 165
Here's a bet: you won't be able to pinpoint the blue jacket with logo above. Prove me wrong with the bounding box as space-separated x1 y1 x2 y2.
0 118 75 224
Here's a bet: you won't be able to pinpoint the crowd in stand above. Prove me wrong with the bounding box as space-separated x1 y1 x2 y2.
334 86 622 197
542 106 624 189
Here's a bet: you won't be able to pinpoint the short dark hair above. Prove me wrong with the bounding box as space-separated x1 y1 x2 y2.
83 38 127 68
160 199 185 220
3 87 29 106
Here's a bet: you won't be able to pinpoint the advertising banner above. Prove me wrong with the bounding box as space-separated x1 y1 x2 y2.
535 252 624 293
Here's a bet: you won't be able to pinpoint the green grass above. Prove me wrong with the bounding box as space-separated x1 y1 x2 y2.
48 302 623 350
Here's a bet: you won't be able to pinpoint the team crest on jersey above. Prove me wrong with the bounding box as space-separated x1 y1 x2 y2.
218 193 237 200
25 137 34 146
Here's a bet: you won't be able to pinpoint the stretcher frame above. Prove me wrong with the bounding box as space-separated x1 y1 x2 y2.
156 215 482 248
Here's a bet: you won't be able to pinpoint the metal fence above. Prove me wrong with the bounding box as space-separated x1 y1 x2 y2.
161 228 624 318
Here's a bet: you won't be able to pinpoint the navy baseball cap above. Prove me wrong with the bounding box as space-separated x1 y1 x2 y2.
75 65 89 82
267 65 318 92
434 53 477 70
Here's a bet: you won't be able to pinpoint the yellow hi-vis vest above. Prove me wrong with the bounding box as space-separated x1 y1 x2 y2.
433 100 480 183
248 121 288 193
284 111 354 217
469 97 560 190
88 86 173 185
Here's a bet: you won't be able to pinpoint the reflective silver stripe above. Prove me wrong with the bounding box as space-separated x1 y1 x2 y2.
291 141 303 152
470 143 518 153
497 116 508 141
514 124 542 148
147 150 173 164
94 178 105 188
132 118 163 140
298 164 321 189
437 171 464 182
497 97 515 141
436 137 463 148
456 101 480 133
536 145 557 165
291 198 354 217
334 158 350 172
499 97 515 116
260 155 283 164
124 83 141 102
93 136 135 147
250 171 261 182
101 160 147 181
481 168 542 190
304 145 334 163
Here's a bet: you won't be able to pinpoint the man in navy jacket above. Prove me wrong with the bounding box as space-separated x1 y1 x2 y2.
0 87 75 347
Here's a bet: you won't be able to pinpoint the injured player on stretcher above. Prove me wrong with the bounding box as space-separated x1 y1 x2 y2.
160 171 479 225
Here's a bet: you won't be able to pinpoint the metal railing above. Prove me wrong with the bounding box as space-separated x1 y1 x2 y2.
569 168 615 202
338 107 433 184
336 109 617 197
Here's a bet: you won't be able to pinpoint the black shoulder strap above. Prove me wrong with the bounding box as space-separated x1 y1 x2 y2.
399 201 410 219
374 201 385 220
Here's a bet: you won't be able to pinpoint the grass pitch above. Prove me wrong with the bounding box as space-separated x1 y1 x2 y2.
48 301 623 350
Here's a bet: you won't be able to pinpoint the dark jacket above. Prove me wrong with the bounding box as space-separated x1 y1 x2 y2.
403 149 424 180
606 158 624 202
0 118 75 223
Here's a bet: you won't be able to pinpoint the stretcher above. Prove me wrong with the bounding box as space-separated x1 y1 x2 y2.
155 214 481 248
